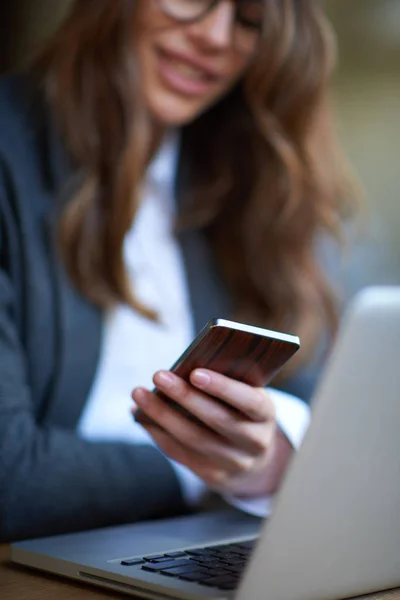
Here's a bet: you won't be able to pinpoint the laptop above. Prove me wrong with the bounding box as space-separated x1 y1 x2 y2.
11 286 400 600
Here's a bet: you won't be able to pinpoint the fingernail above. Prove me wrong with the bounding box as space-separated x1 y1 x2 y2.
133 388 148 407
155 371 174 388
191 370 211 388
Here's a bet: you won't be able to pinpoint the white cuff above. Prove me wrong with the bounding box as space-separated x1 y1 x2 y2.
269 387 311 450
223 494 275 518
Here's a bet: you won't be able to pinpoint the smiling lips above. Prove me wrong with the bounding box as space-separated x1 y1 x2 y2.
156 47 223 96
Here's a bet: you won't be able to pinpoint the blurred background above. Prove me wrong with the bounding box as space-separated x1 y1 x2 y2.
1 0 399 297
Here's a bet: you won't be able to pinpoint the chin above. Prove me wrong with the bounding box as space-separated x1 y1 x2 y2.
149 104 200 127
146 92 207 127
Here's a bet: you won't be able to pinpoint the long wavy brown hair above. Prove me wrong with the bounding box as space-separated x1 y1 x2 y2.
37 0 356 366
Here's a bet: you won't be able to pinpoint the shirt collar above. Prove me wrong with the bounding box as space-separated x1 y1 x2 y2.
146 130 180 190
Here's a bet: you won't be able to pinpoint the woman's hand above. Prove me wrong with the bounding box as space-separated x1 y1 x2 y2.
132 369 293 498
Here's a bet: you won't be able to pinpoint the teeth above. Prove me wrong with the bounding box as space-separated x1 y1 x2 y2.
169 58 207 80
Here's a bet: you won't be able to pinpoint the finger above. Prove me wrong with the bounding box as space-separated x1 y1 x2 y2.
143 425 233 489
132 387 256 473
152 372 275 454
190 369 276 422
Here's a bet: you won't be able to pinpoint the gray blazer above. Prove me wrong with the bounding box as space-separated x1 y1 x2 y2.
0 73 317 542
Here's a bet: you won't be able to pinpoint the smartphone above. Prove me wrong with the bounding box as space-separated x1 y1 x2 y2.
135 318 300 425
163 318 299 387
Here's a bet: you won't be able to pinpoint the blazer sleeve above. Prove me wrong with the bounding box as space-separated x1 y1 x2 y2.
0 257 186 542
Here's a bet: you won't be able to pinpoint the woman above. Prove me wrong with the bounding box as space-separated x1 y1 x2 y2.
0 0 354 542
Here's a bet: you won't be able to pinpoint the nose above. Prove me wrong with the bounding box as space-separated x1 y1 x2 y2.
187 1 235 51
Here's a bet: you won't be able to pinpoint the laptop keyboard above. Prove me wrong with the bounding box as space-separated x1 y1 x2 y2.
120 539 255 591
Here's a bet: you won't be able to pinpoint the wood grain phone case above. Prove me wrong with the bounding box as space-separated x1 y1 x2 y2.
135 319 300 425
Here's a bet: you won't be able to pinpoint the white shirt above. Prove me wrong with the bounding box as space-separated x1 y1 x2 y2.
77 132 310 517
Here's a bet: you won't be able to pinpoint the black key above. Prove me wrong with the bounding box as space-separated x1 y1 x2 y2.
207 562 231 570
232 549 250 558
164 551 187 558
217 552 242 561
160 570 179 578
190 557 215 565
201 575 239 588
121 558 145 566
221 544 244 551
143 554 166 561
186 549 215 557
179 572 212 582
147 557 178 564
204 567 232 577
162 565 208 577
219 557 245 566
224 564 245 574
142 559 191 572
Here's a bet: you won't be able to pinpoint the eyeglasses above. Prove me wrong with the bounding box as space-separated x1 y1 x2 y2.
157 0 264 52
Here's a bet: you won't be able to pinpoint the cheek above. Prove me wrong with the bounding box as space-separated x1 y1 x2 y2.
215 56 252 99
224 47 256 85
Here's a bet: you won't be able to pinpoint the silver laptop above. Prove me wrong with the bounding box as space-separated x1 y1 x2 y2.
11 286 400 600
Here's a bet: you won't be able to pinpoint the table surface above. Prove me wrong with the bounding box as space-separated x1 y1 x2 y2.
1 544 400 600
